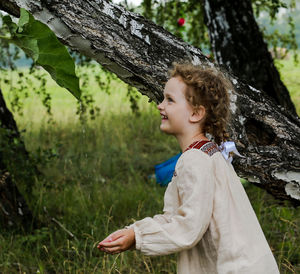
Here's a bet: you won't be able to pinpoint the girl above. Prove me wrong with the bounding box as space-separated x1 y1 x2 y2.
98 64 279 274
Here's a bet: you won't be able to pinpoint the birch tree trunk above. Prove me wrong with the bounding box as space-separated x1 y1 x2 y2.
1 0 300 205
203 0 297 116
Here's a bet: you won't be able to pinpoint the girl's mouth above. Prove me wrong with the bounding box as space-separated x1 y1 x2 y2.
161 114 168 120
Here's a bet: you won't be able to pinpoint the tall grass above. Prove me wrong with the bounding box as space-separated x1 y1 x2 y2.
0 59 299 273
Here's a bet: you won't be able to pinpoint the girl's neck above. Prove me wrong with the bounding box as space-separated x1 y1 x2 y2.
176 132 209 152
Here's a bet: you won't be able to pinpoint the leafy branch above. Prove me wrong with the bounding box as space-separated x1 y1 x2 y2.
0 8 81 100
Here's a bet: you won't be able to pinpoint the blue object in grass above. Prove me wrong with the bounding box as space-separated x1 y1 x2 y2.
155 153 181 186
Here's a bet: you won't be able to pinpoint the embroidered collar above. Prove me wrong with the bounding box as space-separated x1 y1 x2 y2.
184 140 220 157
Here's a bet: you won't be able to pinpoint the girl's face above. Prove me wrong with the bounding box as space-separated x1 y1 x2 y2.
157 77 194 136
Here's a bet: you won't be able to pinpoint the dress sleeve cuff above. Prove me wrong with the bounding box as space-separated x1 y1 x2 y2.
124 217 163 252
132 225 142 250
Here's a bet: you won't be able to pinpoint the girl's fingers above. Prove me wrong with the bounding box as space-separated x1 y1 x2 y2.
98 230 124 246
102 233 118 243
97 228 134 252
103 245 122 254
100 237 124 248
109 230 124 240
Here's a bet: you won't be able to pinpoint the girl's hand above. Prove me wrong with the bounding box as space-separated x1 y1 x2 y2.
97 228 135 255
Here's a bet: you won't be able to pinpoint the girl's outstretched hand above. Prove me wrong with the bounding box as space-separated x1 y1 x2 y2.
97 228 135 255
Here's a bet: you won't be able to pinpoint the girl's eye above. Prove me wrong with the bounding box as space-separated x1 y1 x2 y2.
167 97 173 102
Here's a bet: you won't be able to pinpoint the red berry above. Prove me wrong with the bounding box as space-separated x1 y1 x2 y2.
177 18 185 27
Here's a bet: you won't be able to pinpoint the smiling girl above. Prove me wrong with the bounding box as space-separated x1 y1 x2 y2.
98 64 279 274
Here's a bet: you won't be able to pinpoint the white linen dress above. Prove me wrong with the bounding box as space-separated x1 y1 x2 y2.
127 142 280 274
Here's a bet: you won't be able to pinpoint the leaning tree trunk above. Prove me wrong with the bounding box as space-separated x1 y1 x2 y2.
1 0 300 205
203 0 297 116
0 89 34 229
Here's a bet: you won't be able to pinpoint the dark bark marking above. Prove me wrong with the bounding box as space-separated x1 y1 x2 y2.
245 119 276 146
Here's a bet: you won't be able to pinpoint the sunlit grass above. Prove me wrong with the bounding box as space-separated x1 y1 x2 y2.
275 56 300 115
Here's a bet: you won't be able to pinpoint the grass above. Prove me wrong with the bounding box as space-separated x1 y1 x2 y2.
275 56 300 115
0 59 299 273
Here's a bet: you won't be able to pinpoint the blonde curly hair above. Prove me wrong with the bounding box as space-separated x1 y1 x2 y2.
170 63 232 145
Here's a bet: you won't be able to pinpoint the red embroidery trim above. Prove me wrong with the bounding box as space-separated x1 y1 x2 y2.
184 140 219 156
184 140 210 152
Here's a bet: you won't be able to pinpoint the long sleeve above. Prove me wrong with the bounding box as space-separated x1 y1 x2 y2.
131 150 215 256
125 182 175 230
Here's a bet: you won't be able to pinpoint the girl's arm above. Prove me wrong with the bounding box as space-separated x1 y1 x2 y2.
100 150 214 256
131 150 215 255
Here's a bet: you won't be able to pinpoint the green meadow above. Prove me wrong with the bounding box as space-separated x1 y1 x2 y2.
0 57 299 273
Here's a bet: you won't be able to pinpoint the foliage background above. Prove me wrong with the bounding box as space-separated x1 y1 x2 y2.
0 56 299 273
0 0 300 273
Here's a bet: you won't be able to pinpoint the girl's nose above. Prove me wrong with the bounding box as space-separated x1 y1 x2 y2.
157 102 163 110
157 99 165 110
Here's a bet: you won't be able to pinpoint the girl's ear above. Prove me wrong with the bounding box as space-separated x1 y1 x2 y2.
190 105 206 123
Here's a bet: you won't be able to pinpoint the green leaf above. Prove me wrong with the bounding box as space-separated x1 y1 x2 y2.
17 8 30 32
1 8 81 100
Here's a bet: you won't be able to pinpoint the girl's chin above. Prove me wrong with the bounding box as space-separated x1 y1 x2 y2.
160 124 175 135
159 124 168 132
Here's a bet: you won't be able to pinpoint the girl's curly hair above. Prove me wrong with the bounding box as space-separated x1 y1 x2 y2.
170 63 232 145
